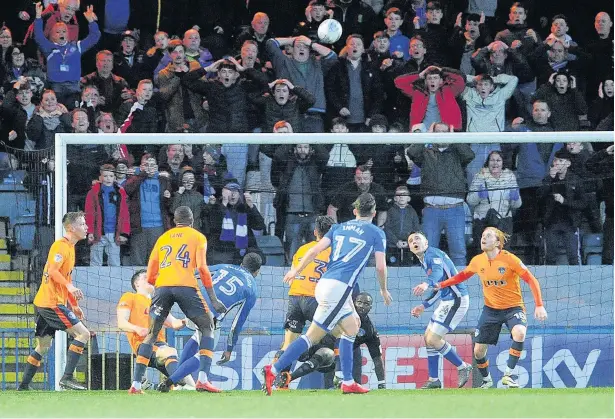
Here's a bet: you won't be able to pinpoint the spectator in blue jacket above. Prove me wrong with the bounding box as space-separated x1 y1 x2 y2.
33 3 101 107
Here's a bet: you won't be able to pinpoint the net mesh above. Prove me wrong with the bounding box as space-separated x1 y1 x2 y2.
3 134 613 389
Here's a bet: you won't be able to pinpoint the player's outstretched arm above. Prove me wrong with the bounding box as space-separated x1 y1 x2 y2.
374 251 392 305
283 237 331 283
436 269 475 290
196 243 227 314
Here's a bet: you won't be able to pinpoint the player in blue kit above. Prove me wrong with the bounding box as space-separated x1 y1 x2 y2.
157 252 262 392
262 193 393 395
408 232 473 389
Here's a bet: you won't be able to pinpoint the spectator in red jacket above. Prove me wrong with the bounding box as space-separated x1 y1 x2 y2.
394 65 465 131
85 163 130 266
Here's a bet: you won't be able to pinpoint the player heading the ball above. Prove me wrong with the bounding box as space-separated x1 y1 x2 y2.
262 193 393 395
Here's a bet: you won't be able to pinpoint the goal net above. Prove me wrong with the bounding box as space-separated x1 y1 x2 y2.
42 131 615 389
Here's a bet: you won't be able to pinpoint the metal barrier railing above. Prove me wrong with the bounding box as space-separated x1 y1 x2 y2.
0 329 52 390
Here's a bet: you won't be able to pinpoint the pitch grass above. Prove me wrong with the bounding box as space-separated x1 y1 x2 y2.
1 388 613 418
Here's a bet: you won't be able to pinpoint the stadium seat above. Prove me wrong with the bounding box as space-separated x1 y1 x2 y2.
254 234 285 267
582 233 603 265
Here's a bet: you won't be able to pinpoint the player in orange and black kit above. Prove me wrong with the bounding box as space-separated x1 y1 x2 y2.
117 270 192 388
19 212 90 391
273 216 335 387
128 206 227 394
432 227 548 389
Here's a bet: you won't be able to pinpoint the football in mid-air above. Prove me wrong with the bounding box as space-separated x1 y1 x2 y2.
317 19 343 44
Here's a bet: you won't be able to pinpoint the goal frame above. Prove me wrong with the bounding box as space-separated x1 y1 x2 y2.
52 131 613 390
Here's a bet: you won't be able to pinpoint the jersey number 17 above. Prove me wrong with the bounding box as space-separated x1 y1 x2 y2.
332 236 366 262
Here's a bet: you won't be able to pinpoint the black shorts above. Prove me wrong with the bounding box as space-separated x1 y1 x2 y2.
284 295 318 334
474 306 528 345
150 286 208 323
34 305 80 337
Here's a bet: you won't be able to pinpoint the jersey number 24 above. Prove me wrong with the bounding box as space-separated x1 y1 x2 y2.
159 244 191 268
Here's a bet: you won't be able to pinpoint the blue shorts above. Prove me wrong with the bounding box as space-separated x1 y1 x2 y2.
474 306 527 345
150 286 208 322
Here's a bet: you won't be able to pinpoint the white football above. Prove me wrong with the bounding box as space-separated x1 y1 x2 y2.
317 19 343 44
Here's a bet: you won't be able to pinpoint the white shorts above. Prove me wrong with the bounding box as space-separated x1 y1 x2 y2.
428 295 470 336
312 278 355 332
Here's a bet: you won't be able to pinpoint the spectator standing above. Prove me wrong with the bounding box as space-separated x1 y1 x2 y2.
266 35 337 132
113 30 146 89
449 12 491 75
327 165 389 226
236 13 274 63
406 131 475 265
85 163 130 266
26 89 71 149
585 145 614 264
495 2 540 57
124 154 172 265
533 71 589 131
33 3 100 106
271 143 329 258
294 0 332 43
590 79 614 129
250 79 315 133
462 73 518 185
325 34 383 132
586 12 614 102
384 185 420 266
384 8 410 61
206 181 266 265
394 65 465 131
157 40 206 133
466 150 521 256
171 167 207 233
1 79 37 151
81 50 130 114
412 1 451 67
537 149 585 265
116 79 160 136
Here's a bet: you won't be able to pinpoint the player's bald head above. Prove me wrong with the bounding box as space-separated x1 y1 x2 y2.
242 252 263 275
174 206 194 226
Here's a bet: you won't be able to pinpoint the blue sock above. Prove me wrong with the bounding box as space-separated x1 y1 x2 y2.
339 335 355 382
438 342 463 367
170 356 199 384
273 335 311 373
427 348 439 380
180 336 199 364
198 335 215 379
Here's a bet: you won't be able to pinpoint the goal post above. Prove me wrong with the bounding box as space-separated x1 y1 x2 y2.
51 131 613 390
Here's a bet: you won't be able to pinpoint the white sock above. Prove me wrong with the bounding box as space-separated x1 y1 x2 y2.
342 380 355 386
505 367 512 376
484 373 492 381
458 362 469 370
132 381 141 390
198 371 208 383
184 375 196 387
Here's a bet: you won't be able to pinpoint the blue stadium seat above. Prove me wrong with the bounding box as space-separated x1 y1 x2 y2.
254 234 285 267
582 233 603 265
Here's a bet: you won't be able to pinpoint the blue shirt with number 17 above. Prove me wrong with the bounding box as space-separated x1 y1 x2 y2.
323 219 386 287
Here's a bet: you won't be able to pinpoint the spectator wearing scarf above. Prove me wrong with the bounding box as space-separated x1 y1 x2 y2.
206 179 266 265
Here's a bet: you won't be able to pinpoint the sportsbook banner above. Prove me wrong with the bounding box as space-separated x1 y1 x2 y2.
204 333 613 389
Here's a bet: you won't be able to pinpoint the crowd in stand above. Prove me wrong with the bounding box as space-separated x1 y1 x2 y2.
0 0 612 269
